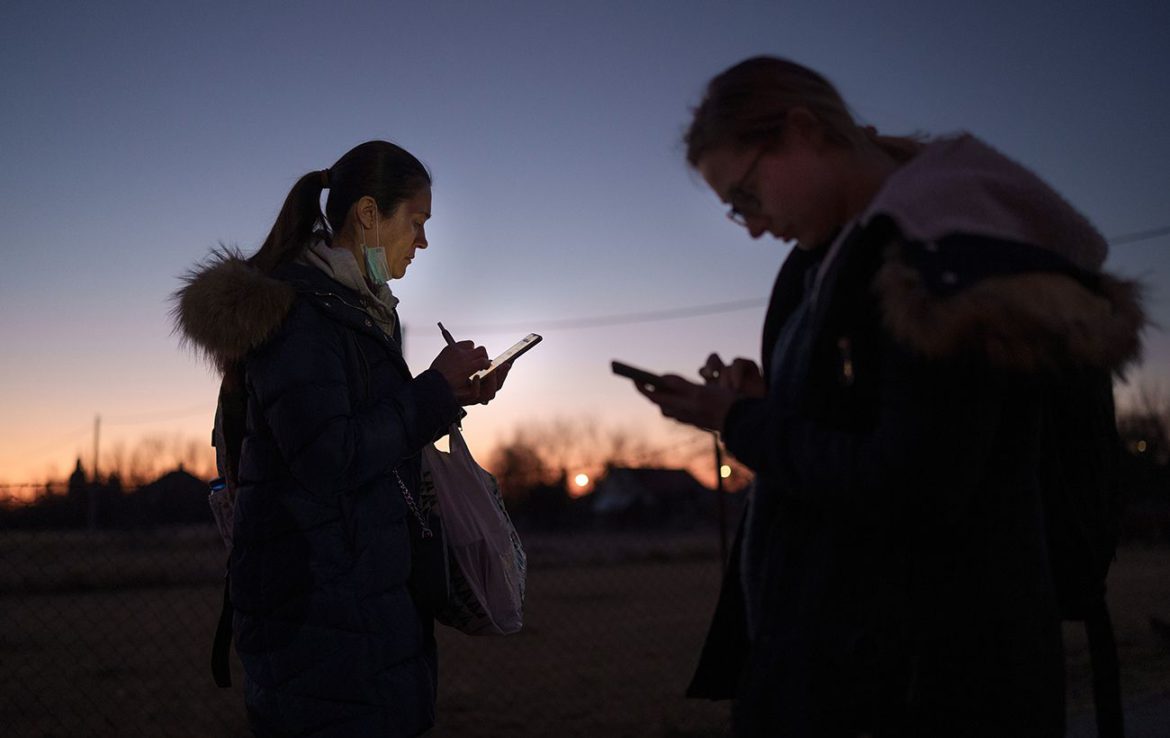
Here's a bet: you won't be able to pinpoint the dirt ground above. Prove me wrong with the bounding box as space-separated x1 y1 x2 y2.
431 559 731 738
433 545 1170 737
1 530 1167 737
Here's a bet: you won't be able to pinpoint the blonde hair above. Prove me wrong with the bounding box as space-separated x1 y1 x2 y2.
685 56 924 166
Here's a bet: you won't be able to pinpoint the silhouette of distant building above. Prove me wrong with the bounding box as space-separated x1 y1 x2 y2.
1 465 215 530
130 468 210 526
592 467 733 528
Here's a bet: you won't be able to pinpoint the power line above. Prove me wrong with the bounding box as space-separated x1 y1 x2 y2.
1109 225 1170 246
415 224 1170 337
424 298 768 336
105 403 214 426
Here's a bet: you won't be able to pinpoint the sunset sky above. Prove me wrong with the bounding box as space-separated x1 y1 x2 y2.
2 0 1168 493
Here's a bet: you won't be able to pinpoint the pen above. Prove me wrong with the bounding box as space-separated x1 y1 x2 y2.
438 322 456 346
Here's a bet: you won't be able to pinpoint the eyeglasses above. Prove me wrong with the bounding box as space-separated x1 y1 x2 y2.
725 148 768 227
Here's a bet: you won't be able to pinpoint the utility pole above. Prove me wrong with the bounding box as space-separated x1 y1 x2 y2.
713 431 728 568
93 414 100 481
89 414 100 531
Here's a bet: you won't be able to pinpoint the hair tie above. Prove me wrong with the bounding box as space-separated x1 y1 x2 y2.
320 169 331 188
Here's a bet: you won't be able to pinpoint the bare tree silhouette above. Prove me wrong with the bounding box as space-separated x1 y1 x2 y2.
103 433 215 487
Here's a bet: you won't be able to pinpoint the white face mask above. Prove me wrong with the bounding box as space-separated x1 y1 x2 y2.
360 209 391 284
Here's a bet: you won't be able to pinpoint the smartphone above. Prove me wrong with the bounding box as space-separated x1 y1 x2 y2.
473 333 543 380
611 360 664 390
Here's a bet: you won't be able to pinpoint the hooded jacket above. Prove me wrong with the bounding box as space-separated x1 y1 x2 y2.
174 252 461 738
687 136 1145 737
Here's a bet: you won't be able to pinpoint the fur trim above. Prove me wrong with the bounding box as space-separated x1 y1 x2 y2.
171 248 296 374
876 259 1146 375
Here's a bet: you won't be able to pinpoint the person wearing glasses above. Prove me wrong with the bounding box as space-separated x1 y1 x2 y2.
631 57 1144 736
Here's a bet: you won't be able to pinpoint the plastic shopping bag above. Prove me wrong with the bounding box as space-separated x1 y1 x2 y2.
423 425 526 635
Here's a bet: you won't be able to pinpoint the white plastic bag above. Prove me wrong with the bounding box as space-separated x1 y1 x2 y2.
423 425 526 635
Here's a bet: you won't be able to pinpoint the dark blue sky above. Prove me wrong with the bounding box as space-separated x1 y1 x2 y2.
2 0 1168 483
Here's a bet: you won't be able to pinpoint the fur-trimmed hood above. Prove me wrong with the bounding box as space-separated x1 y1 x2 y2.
861 135 1145 374
874 247 1145 374
171 250 296 374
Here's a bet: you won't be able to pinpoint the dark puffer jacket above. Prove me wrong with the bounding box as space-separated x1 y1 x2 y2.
175 255 461 737
687 136 1145 737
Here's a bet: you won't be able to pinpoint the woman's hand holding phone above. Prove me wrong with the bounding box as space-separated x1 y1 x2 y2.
470 361 510 405
431 341 507 406
432 324 533 406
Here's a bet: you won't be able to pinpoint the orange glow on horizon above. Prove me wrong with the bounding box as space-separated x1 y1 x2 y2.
2 416 752 504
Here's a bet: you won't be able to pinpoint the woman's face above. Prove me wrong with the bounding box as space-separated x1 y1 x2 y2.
378 188 432 279
697 124 847 250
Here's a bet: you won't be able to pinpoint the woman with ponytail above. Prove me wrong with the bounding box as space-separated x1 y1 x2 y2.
632 57 1144 736
174 141 505 737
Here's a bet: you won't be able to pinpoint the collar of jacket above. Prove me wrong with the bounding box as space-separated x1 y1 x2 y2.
298 238 400 337
280 260 406 354
171 250 406 376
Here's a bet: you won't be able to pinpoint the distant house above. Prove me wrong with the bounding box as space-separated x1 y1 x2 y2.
127 468 210 526
591 467 725 528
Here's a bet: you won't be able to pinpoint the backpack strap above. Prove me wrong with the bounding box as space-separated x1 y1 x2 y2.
211 565 233 687
216 367 248 491
1085 595 1124 737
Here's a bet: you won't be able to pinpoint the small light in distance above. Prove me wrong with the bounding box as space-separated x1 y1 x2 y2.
720 465 732 479
575 473 590 487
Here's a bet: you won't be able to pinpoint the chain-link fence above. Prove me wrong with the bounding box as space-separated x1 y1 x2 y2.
1 515 736 737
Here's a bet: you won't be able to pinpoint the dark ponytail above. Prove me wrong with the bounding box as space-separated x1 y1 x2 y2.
248 141 431 275
247 170 328 274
